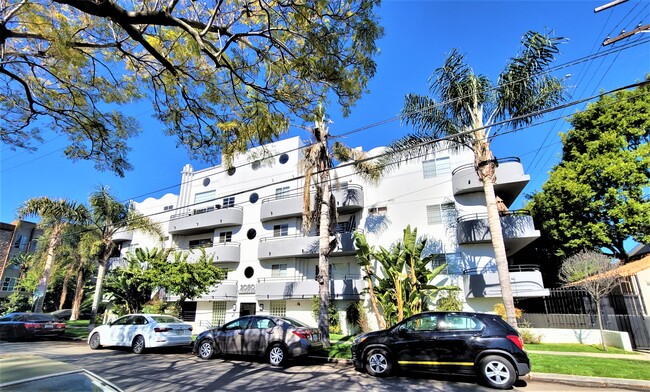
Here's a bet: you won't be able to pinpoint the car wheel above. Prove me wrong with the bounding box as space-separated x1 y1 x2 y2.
89 332 102 350
198 339 215 360
365 348 392 377
132 335 146 354
268 343 286 367
479 355 516 389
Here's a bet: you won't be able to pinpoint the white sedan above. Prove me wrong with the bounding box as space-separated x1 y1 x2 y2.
88 314 193 354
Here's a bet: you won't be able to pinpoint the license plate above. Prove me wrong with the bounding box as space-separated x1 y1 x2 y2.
176 330 187 335
44 324 53 329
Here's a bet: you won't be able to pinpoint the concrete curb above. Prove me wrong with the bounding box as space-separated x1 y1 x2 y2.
526 372 650 391
311 356 650 390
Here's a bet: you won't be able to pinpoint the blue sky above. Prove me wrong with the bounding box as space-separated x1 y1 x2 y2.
1 0 648 253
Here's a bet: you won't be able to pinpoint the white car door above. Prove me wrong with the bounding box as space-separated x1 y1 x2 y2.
108 316 134 346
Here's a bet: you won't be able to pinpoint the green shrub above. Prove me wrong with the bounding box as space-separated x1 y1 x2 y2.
345 301 370 334
519 328 542 344
311 296 341 333
435 291 463 311
142 298 168 314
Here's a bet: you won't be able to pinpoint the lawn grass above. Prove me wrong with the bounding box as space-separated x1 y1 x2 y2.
529 353 650 380
526 343 638 355
64 319 90 340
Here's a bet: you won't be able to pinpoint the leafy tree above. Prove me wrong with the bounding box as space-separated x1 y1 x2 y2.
1 0 382 175
559 250 620 351
103 257 154 315
383 31 566 327
526 83 650 260
153 249 226 303
16 197 88 312
86 186 162 328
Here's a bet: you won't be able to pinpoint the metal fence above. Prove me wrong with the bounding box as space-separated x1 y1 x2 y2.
516 288 650 349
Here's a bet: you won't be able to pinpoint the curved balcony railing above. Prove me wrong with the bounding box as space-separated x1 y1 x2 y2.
260 184 364 221
451 157 529 205
168 206 243 235
451 157 522 175
456 210 540 255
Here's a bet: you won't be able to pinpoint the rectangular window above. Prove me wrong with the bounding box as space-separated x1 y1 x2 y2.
273 224 288 237
270 300 286 317
212 301 227 326
194 190 216 204
426 203 456 225
189 238 213 249
219 232 232 243
275 186 290 199
163 205 174 211
1 277 17 292
271 264 287 278
368 206 388 215
432 253 462 275
222 196 235 208
423 157 451 178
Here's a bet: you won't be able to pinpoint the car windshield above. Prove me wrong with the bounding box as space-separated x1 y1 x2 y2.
279 317 310 328
150 315 183 323
23 313 56 322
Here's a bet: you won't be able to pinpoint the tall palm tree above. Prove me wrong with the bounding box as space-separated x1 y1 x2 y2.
17 197 88 312
86 186 162 328
387 31 566 327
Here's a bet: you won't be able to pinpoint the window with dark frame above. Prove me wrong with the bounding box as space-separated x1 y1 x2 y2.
273 224 288 237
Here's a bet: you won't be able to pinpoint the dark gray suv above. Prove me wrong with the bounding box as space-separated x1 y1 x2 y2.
351 311 530 389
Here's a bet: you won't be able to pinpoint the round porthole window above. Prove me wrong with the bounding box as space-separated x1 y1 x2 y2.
247 228 257 240
227 167 236 176
244 267 254 279
252 160 261 170
279 153 289 164
249 193 259 204
202 177 210 186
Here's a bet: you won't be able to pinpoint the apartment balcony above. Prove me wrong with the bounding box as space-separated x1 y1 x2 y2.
183 243 241 264
255 275 365 300
260 184 364 222
456 211 540 255
463 265 550 298
452 157 530 205
112 229 133 243
257 231 357 260
168 206 243 235
167 280 238 301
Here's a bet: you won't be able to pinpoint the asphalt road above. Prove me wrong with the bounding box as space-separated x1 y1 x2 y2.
0 340 636 392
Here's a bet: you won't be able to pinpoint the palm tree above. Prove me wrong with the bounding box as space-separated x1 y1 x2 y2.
352 231 387 330
385 31 565 327
86 186 162 328
17 197 88 312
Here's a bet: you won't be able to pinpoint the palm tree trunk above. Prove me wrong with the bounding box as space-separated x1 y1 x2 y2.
58 266 73 310
318 155 332 348
395 277 404 322
88 258 108 330
482 173 517 327
33 225 62 312
70 266 86 321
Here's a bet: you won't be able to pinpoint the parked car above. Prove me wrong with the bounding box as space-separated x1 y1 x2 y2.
0 312 66 341
87 314 193 354
351 311 530 389
50 309 91 321
193 315 323 366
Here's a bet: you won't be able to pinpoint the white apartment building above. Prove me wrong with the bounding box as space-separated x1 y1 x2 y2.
113 136 549 333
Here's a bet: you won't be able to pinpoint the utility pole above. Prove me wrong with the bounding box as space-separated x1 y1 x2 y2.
595 0 649 46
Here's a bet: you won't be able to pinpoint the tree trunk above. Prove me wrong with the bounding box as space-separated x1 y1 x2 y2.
58 267 73 310
318 151 332 348
33 225 62 312
596 299 608 351
88 259 107 330
70 266 86 321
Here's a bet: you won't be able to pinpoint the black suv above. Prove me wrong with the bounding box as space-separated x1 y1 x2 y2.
351 311 530 389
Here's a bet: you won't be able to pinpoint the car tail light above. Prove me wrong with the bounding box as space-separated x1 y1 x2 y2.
24 323 39 329
507 334 524 350
154 327 171 333
292 330 310 339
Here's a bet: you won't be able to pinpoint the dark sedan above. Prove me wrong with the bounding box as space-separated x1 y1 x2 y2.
193 315 323 366
0 312 66 341
351 311 530 389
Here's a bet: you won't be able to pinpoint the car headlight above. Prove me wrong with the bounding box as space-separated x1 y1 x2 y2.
353 334 368 345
